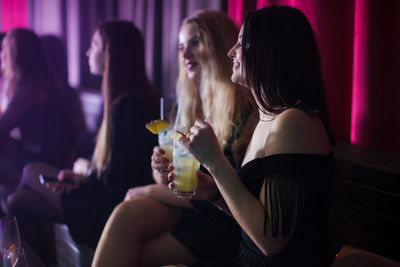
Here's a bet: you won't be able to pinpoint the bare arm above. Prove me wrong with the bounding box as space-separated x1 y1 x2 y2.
182 120 286 255
183 112 331 256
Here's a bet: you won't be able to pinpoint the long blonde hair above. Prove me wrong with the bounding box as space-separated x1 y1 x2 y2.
175 10 254 149
91 21 157 176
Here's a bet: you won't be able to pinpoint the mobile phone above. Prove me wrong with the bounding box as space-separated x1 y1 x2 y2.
39 174 75 185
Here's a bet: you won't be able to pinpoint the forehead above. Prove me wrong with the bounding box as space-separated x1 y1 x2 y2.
178 23 200 43
239 25 244 35
92 30 102 43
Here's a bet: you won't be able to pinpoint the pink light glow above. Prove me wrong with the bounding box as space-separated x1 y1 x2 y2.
350 0 367 145
0 0 28 31
228 0 243 27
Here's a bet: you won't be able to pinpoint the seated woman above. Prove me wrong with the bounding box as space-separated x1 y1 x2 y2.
170 6 335 267
7 21 159 263
0 29 75 200
92 10 257 267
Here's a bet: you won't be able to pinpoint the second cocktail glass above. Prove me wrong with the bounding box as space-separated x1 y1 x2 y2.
158 129 173 173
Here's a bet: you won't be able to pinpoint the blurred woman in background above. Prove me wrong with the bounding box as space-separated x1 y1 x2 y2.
7 21 159 264
0 29 75 205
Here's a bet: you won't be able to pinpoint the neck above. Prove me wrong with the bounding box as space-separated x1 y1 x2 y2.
258 108 273 122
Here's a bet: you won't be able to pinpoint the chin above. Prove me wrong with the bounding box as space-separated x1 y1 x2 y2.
187 71 200 81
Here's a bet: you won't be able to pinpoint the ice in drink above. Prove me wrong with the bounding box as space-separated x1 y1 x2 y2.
172 140 199 197
158 130 173 162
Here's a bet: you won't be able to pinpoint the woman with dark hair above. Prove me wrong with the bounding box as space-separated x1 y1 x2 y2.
170 6 334 267
0 29 74 199
7 21 158 262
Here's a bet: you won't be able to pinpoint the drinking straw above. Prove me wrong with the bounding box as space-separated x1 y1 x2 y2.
160 97 164 120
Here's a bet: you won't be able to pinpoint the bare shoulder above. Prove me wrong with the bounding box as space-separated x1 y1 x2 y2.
265 108 332 156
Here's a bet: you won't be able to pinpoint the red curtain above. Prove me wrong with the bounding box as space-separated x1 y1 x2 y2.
228 0 400 153
0 0 28 31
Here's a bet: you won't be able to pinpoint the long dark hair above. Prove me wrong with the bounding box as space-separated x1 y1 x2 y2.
92 21 158 174
242 6 330 131
3 28 57 97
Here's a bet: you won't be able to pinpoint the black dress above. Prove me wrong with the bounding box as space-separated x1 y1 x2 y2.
192 153 333 267
61 95 158 247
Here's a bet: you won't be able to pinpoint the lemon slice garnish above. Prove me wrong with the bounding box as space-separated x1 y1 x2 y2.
170 130 186 141
145 120 169 134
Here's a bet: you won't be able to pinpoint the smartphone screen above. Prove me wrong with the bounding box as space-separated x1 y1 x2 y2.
39 174 75 185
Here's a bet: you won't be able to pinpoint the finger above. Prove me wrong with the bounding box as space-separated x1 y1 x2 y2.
194 119 209 128
180 135 190 148
151 162 167 171
168 172 175 181
154 146 165 154
154 146 165 153
57 170 65 180
152 154 170 164
168 182 175 189
168 164 174 171
189 125 200 135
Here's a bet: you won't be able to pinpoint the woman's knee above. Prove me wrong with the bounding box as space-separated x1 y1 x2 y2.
7 189 30 217
110 198 181 240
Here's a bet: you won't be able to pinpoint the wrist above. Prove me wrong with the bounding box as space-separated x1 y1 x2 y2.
205 156 229 179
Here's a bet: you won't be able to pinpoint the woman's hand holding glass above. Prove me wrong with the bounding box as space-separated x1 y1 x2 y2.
168 167 219 201
181 119 225 169
151 146 171 185
167 119 225 200
72 158 91 176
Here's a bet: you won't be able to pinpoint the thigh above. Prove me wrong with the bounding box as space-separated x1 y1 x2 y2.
142 232 196 267
93 197 184 266
115 197 182 241
17 162 62 215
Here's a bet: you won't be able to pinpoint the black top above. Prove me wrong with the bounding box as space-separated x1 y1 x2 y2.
0 83 75 168
236 153 333 267
61 95 158 246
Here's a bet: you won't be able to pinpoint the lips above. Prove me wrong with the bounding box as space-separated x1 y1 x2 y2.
233 61 240 70
185 61 198 71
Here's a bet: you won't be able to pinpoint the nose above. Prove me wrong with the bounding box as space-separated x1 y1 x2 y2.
228 45 236 59
86 48 91 57
182 46 192 59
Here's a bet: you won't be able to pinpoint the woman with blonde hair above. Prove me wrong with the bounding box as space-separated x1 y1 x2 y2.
7 21 158 263
92 10 257 267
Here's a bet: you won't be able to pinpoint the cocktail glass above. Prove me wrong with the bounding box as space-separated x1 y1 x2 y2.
172 140 199 197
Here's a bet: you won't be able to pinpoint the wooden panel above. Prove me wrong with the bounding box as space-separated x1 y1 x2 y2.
330 144 400 262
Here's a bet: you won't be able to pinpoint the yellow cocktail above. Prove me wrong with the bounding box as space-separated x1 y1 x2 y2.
172 140 199 197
